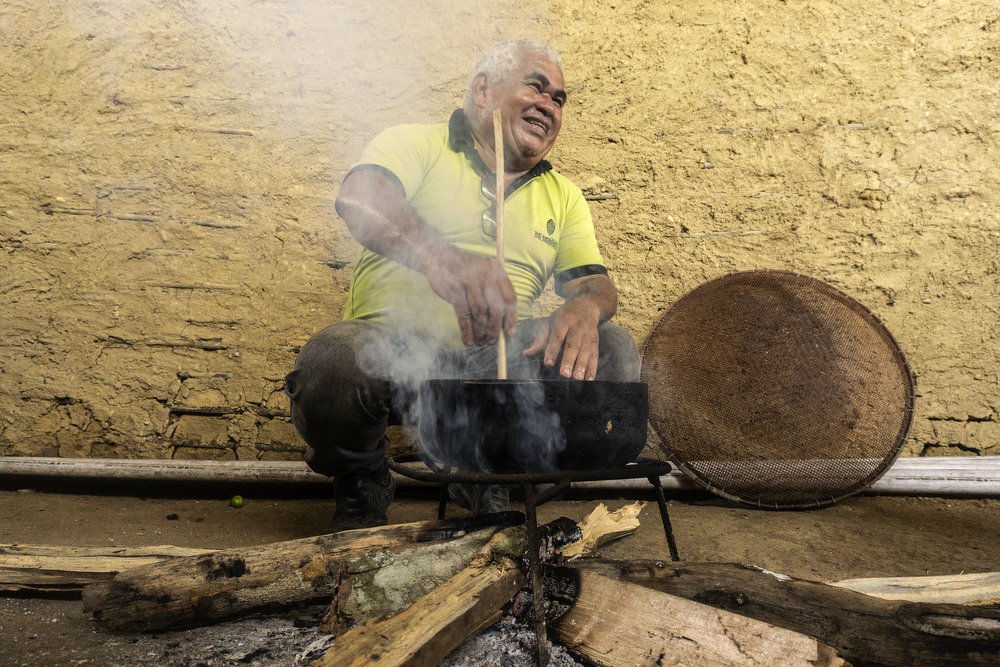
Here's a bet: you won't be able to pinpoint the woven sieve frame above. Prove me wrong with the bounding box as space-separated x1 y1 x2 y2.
641 270 915 509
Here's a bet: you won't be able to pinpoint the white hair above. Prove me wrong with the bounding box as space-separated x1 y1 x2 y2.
462 41 563 116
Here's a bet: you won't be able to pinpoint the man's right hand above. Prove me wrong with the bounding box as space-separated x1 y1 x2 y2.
336 168 517 347
424 246 517 347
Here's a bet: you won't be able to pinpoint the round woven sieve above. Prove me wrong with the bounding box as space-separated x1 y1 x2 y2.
641 270 915 509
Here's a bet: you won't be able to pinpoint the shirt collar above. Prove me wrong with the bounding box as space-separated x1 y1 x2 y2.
447 109 552 186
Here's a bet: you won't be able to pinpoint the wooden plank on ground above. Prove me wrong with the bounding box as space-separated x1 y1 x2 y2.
553 569 846 667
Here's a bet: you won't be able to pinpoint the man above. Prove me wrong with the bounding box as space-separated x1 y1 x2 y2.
285 41 640 531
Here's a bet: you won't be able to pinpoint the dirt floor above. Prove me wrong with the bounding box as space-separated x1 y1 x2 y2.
1 481 998 666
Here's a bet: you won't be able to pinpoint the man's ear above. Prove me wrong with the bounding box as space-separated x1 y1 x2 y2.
471 72 490 108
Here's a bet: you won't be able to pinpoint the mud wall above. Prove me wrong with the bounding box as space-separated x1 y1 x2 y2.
2 0 997 461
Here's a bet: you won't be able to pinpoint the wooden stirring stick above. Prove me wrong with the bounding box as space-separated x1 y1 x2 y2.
493 108 508 380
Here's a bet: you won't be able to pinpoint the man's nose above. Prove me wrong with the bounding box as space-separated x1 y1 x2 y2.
536 96 556 117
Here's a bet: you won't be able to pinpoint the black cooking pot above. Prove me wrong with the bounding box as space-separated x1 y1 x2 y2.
417 379 649 473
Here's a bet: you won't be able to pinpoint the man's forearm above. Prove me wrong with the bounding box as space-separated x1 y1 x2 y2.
561 274 619 324
334 168 454 273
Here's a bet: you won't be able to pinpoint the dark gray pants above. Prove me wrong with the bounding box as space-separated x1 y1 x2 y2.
284 318 641 477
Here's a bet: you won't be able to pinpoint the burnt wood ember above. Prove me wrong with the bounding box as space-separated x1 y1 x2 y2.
511 565 580 627
510 518 581 627
529 516 581 566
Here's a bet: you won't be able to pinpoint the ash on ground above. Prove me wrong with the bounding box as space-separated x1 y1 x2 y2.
441 616 583 667
79 604 581 667
90 605 335 667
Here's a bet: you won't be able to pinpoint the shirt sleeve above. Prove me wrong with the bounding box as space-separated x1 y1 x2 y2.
347 124 438 199
553 183 607 295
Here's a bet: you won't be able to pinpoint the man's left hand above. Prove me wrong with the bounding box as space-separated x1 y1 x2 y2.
522 299 602 380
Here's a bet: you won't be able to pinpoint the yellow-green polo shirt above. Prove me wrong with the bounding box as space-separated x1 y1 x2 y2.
343 110 607 349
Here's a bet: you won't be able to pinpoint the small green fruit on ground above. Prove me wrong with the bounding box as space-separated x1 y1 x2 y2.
229 495 245 508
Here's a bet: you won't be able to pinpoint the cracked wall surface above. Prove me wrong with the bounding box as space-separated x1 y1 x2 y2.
1 0 997 461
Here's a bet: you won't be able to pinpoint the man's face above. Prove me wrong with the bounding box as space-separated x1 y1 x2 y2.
489 52 566 171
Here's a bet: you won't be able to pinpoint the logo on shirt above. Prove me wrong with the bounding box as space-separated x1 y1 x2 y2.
535 219 558 249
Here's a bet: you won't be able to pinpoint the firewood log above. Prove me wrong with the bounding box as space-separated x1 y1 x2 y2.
81 512 522 631
0 543 216 593
316 529 528 666
322 524 527 632
829 571 1000 605
553 569 847 667
563 560 1000 667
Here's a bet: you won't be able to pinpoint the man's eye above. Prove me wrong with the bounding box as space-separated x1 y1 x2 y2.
527 81 542 91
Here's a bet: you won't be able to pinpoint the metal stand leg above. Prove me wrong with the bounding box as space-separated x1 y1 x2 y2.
437 483 449 520
648 476 680 562
522 483 550 667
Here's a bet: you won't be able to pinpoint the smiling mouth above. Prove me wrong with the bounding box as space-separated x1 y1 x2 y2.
523 117 548 135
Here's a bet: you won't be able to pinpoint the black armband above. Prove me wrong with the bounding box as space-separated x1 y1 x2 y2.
554 264 609 297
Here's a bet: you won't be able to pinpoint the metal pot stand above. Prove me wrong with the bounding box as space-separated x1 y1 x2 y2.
387 453 680 665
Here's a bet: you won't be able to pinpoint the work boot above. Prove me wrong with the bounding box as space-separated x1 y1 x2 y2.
328 461 395 533
447 483 513 515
